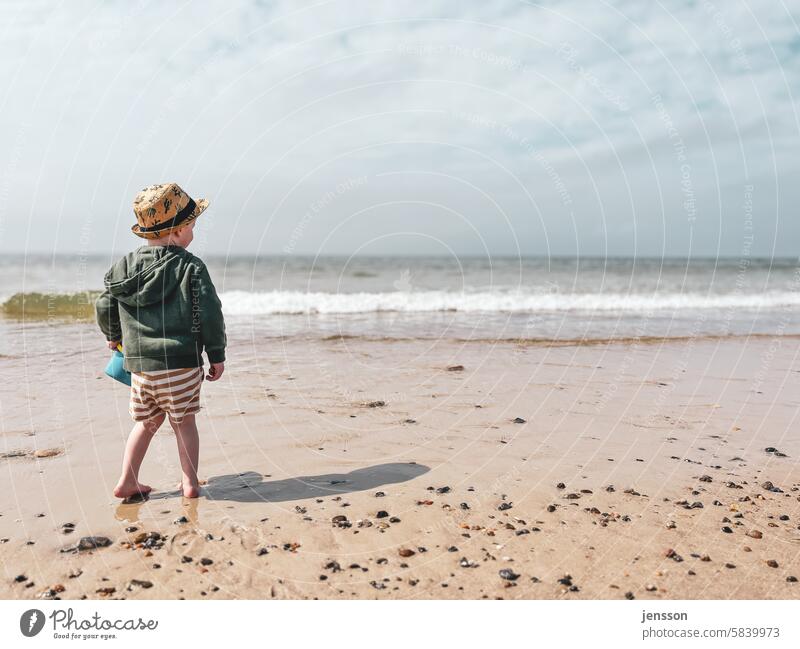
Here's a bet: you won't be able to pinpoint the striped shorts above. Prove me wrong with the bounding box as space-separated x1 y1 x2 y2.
129 367 204 422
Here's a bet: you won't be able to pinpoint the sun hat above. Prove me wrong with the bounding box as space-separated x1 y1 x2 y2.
131 182 209 239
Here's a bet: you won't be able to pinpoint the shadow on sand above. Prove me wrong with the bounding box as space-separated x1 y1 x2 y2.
147 462 429 503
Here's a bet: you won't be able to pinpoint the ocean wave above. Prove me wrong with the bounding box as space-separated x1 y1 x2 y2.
2 289 797 320
218 290 800 315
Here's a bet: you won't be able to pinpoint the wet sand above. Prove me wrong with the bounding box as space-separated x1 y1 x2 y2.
1 329 799 599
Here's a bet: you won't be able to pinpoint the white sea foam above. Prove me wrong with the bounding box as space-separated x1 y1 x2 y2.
219 290 800 316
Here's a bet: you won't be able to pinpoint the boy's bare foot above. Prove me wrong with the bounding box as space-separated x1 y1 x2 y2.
113 481 152 499
175 480 201 498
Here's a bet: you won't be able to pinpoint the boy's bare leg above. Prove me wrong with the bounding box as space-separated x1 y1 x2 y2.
170 414 201 498
114 413 165 498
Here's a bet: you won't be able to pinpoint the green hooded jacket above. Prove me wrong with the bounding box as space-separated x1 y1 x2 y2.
95 245 226 372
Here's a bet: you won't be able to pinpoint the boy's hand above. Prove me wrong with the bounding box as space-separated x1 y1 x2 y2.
206 362 225 381
107 340 121 350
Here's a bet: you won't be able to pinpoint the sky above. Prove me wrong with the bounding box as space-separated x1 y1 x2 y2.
0 0 798 258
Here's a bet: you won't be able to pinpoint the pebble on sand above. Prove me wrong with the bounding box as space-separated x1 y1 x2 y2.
61 536 113 553
33 448 64 458
498 569 519 581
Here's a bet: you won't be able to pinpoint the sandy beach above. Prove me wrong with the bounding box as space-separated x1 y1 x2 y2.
1 328 799 600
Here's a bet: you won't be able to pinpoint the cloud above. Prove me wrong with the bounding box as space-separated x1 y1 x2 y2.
0 0 797 256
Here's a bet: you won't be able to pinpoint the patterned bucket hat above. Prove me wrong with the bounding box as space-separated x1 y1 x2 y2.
131 182 209 239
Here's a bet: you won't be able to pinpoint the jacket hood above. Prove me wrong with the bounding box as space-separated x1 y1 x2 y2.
105 246 193 307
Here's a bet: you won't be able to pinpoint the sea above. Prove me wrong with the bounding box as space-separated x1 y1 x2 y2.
1 254 799 352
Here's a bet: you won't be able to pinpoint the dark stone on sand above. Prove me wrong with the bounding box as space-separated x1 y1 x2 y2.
787 576 798 582
460 502 470 510
403 419 416 424
366 400 386 408
399 548 415 558
498 502 513 511
556 482 566 489
625 591 635 600
725 563 736 569
125 526 137 533
699 475 712 482
181 556 193 563
766 559 779 568
498 569 519 581
762 481 783 493
376 510 389 519
128 579 153 589
512 417 526 424
765 447 777 453
447 365 465 372
435 486 451 494
721 526 733 533
447 546 458 552
779 514 790 521
174 516 189 524
200 558 213 566
62 536 112 553
14 574 26 583
257 548 269 556
374 491 385 497
547 504 557 512
557 575 573 586
132 531 165 550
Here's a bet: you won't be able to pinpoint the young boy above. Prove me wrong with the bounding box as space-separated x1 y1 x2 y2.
95 182 226 499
